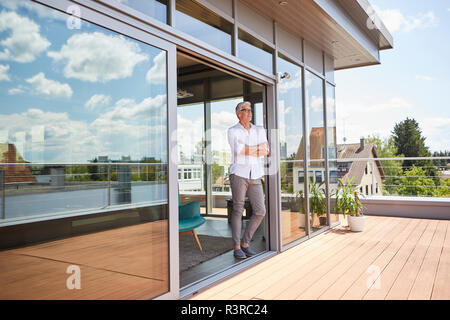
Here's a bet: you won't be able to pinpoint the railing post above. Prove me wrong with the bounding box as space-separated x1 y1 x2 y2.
107 164 111 207
0 170 5 219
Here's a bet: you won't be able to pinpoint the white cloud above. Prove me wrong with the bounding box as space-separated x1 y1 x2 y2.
310 96 324 113
8 85 25 95
97 94 166 122
372 6 438 33
146 51 166 85
85 94 112 111
26 72 73 99
0 10 51 63
336 96 413 145
47 32 148 83
0 0 67 21
0 64 10 81
421 118 450 152
278 70 302 94
415 75 434 81
0 108 95 162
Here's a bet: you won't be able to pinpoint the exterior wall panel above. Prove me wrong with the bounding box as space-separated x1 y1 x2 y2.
304 40 324 75
277 25 303 62
236 0 274 44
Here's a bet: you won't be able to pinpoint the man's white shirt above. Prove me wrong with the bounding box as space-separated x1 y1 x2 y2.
227 122 268 180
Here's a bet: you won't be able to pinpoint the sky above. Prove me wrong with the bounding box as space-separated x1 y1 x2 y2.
334 0 450 152
0 0 168 163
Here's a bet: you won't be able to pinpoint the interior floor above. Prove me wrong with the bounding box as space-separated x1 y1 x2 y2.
180 216 266 288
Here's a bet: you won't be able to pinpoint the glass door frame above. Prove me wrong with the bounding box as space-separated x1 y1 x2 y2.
35 0 180 300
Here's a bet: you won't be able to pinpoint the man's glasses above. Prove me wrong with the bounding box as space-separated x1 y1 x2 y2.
239 108 252 113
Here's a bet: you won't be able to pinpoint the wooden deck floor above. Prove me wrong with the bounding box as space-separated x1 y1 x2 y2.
0 220 169 300
189 215 450 300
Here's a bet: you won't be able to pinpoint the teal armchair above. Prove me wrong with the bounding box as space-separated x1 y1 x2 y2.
179 192 206 251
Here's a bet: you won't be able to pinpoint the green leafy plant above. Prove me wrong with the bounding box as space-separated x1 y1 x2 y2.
309 179 326 217
290 190 304 212
334 177 364 217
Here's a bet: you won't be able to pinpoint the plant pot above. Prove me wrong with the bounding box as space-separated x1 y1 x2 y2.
298 213 306 228
319 216 327 226
348 215 365 232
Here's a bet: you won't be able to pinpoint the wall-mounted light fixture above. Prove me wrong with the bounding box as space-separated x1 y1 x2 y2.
278 72 291 80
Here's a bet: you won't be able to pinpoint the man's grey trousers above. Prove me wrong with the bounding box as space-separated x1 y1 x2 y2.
230 174 266 246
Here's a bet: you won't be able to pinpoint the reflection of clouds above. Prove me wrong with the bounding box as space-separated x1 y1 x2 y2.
0 108 93 162
211 111 237 152
0 64 10 81
0 0 67 21
278 70 301 94
47 32 149 83
26 72 73 99
85 94 112 111
177 114 203 159
1 93 168 162
146 51 166 85
310 95 323 113
0 10 51 63
97 94 166 121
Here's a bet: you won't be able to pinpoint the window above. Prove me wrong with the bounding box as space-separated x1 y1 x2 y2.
0 1 169 300
366 185 369 195
176 0 233 54
365 165 368 175
238 29 273 74
315 171 323 183
298 170 304 184
330 170 338 184
112 0 167 23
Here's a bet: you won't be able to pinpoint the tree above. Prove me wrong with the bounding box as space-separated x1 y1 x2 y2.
391 118 439 186
397 167 436 197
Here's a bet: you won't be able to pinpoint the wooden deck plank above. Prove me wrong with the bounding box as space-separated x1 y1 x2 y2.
191 216 450 301
431 220 450 300
299 217 413 300
361 219 430 300
0 220 169 300
239 217 386 300
191 228 345 300
290 217 401 300
267 217 394 299
408 220 448 300
190 218 361 300
385 220 438 299
319 217 420 300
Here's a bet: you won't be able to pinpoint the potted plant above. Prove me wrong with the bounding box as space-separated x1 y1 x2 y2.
290 190 306 228
347 191 365 232
309 180 327 227
334 177 365 231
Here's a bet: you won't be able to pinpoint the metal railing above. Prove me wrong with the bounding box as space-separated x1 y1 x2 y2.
0 162 168 221
279 156 450 199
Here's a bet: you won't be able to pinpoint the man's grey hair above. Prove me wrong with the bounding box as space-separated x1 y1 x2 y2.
235 101 251 114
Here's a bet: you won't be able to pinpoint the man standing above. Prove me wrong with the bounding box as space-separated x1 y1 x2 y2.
227 101 269 259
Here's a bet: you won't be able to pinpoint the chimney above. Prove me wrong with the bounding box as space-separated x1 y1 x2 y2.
359 138 365 152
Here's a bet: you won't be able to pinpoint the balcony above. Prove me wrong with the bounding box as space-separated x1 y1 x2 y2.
190 215 450 300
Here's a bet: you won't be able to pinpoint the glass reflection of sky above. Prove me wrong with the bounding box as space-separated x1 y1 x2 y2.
0 2 167 164
115 0 167 24
277 57 303 159
175 10 232 54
